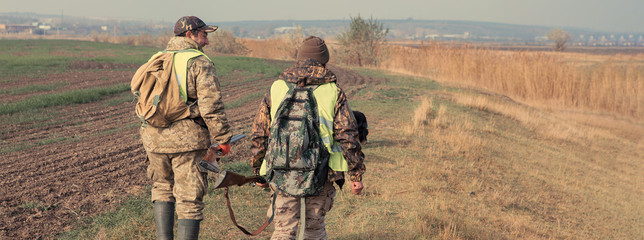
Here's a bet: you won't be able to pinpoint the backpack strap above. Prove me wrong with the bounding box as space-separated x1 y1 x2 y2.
296 198 306 240
223 187 276 236
275 83 320 121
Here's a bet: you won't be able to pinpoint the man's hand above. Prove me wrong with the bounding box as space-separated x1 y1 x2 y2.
217 143 231 156
351 181 364 195
255 174 269 188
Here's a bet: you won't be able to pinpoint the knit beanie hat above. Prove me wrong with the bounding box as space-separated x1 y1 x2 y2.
297 36 329 65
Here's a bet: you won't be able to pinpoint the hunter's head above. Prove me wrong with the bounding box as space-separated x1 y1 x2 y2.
297 36 330 65
174 16 218 48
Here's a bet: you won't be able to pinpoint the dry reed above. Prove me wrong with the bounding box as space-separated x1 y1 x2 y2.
242 38 298 60
381 42 644 118
89 33 170 49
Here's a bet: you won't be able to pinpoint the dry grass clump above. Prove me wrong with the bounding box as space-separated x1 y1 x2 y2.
406 95 486 161
406 96 433 133
428 105 485 162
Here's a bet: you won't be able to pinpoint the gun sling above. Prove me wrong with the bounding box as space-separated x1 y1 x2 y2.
224 187 276 236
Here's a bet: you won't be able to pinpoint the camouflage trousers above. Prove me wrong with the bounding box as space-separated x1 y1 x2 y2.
268 182 336 240
147 150 208 220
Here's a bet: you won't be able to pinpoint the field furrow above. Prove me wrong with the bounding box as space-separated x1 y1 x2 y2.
0 43 380 238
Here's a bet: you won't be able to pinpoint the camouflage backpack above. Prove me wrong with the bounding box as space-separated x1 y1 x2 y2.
264 82 330 197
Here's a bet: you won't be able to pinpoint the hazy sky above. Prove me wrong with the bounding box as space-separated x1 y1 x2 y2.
3 0 644 33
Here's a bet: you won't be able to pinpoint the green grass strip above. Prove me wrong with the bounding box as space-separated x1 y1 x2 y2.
56 161 253 239
0 84 130 115
0 39 155 77
0 135 73 155
0 82 70 95
224 91 265 109
57 193 155 240
103 91 136 107
212 56 285 78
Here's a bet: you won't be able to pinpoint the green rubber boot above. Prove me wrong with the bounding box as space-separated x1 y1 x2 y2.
177 219 200 240
154 201 175 240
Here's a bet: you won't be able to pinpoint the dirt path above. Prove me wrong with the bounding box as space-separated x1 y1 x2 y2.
0 60 384 239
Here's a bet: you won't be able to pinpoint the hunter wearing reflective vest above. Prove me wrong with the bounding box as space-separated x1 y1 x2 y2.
250 36 366 239
138 16 232 240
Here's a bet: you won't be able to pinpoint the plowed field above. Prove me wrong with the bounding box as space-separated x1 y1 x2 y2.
0 59 383 239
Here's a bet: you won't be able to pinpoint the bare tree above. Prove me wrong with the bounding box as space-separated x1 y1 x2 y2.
547 28 571 52
280 25 305 59
207 30 249 55
336 15 389 66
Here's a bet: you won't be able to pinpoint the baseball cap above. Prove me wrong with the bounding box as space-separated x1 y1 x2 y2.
174 16 218 36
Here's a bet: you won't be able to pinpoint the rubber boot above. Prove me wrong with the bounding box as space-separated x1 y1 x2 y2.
177 219 200 240
154 201 175 240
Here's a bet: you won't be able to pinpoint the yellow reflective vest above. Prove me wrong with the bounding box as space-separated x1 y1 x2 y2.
259 80 349 175
150 49 213 102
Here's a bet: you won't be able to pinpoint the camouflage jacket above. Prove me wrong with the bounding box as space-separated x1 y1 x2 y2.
139 36 232 153
250 59 366 184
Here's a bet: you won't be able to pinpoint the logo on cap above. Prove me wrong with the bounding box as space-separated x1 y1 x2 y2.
174 16 218 36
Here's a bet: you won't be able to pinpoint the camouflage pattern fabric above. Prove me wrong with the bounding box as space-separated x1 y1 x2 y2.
139 36 231 221
140 36 232 153
264 82 329 197
250 59 366 185
267 182 336 240
147 150 209 220
174 16 218 36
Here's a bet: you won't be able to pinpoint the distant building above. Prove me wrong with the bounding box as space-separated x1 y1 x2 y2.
0 24 37 33
274 26 298 34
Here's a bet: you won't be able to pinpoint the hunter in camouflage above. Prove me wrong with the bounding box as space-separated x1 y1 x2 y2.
138 16 232 240
250 36 366 239
250 58 366 184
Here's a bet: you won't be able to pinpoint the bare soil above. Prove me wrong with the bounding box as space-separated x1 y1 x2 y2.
0 60 384 239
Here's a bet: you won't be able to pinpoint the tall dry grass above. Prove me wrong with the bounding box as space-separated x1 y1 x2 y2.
381 42 644 118
244 38 643 118
90 33 170 49
242 36 303 61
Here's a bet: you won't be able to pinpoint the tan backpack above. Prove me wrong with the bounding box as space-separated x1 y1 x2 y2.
131 52 190 128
